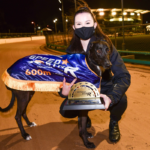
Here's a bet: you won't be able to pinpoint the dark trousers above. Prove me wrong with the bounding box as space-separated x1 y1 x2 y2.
59 85 127 121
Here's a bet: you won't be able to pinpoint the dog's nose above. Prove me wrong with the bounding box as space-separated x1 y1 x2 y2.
105 62 112 68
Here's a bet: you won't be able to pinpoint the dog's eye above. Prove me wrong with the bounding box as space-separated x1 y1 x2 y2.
106 48 110 53
97 49 102 54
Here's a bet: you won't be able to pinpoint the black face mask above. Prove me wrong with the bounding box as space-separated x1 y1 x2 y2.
74 26 95 40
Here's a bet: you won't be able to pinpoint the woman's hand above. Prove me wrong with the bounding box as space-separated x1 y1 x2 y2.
62 77 77 96
100 94 112 111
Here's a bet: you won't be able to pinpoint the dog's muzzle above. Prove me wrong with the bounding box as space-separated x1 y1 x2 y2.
104 61 112 69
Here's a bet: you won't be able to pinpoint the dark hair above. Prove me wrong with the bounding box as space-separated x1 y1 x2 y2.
69 6 113 53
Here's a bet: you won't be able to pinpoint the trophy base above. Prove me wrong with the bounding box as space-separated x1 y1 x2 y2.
63 99 105 110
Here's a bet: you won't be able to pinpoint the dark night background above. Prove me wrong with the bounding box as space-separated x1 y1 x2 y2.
0 0 150 33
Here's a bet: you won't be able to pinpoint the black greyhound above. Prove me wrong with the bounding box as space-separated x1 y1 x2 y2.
0 40 112 148
76 40 112 148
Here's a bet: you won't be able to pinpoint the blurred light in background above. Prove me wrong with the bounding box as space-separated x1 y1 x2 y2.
98 8 104 11
131 12 135 16
99 12 104 16
123 12 127 15
119 18 122 21
112 12 116 16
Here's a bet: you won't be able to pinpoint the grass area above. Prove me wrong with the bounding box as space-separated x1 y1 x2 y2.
110 34 150 61
110 34 150 51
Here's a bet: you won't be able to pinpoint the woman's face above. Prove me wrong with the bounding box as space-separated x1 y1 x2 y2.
73 12 97 29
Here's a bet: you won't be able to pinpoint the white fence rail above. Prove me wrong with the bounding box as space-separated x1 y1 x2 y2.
0 36 45 44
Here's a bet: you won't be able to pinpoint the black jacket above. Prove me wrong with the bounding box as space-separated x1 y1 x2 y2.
60 35 131 107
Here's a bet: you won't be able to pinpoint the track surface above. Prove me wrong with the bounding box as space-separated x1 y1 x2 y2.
0 40 150 150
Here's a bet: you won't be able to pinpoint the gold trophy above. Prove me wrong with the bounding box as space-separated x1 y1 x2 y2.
63 82 105 110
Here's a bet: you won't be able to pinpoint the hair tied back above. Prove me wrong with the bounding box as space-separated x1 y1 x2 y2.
78 6 90 11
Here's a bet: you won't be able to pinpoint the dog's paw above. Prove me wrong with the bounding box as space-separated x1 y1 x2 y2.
86 132 93 138
26 135 32 140
29 122 37 127
79 132 95 148
85 141 95 149
22 133 32 140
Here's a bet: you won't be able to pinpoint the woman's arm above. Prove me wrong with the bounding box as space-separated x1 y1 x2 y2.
106 45 131 107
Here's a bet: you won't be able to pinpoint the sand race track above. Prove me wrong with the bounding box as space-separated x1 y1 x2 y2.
0 40 150 150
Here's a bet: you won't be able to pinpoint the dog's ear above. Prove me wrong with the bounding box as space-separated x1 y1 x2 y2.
90 40 100 49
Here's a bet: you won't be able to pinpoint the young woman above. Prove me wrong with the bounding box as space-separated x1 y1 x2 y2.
59 6 131 147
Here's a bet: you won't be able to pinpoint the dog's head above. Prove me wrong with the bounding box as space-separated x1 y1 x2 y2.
88 40 112 70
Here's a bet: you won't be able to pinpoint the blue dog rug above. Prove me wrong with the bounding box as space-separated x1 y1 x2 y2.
2 54 101 91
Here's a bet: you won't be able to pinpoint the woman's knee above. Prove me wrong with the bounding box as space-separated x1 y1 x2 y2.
108 94 127 111
115 94 127 110
120 94 127 105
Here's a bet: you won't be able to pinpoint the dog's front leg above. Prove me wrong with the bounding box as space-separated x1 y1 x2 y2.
78 111 95 148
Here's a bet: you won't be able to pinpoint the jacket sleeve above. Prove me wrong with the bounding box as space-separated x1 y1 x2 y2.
107 46 131 107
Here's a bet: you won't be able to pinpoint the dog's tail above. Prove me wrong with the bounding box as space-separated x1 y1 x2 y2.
0 87 15 112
